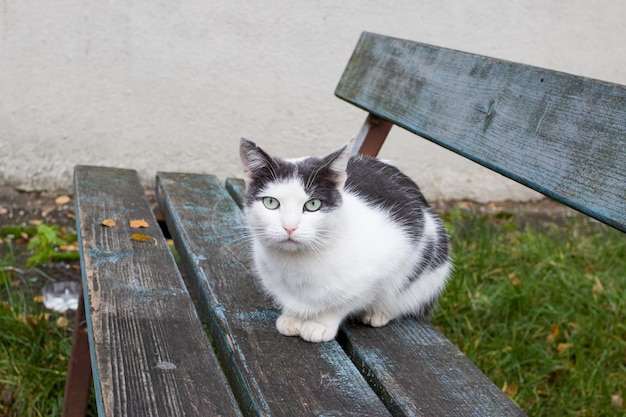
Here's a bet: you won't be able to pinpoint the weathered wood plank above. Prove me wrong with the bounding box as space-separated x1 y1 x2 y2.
224 177 246 209
336 32 626 232
225 179 526 416
156 172 392 417
74 166 242 417
340 321 526 417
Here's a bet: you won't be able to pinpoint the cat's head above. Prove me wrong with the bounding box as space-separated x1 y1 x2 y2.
239 138 354 252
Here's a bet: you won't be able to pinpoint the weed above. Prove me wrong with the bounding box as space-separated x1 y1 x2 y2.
25 224 79 267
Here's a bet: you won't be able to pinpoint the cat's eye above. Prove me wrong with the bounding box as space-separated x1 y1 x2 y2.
262 197 280 210
303 198 322 212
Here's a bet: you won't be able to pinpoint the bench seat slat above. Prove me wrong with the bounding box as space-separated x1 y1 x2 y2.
336 32 626 232
74 166 242 417
157 172 392 417
340 322 526 417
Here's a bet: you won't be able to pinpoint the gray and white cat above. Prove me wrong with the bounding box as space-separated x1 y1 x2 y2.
240 138 452 343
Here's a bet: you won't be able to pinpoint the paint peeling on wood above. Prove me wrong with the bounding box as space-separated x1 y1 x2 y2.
74 165 242 417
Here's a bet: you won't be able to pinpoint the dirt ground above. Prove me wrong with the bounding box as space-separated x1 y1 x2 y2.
0 188 82 297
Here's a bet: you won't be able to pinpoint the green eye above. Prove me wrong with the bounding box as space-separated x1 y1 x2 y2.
262 197 280 210
304 198 322 212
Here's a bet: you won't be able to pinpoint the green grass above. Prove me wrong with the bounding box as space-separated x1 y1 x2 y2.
1 210 625 416
434 206 626 416
0 240 73 416
0 224 93 417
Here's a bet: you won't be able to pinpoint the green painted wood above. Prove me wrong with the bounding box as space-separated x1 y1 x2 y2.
225 179 526 416
156 172 392 417
339 321 526 417
336 32 626 232
73 166 242 417
225 177 246 209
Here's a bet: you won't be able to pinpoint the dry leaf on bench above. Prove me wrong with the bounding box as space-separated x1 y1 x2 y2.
130 219 149 228
130 233 156 245
101 219 116 227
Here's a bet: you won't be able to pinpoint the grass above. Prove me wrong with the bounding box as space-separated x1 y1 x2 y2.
433 205 626 416
0 206 624 416
0 225 92 417
0 241 73 416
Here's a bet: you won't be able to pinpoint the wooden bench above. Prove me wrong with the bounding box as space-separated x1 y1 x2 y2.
63 32 625 417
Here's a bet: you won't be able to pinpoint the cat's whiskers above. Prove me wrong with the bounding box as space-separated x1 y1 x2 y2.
238 138 451 343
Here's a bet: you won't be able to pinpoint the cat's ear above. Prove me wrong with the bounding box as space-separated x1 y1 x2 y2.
323 137 354 189
240 138 272 185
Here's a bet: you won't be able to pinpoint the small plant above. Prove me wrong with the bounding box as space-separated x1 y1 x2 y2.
25 224 79 267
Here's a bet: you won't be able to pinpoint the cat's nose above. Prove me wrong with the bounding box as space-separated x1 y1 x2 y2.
283 226 297 236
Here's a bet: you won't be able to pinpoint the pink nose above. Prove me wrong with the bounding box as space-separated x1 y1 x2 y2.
284 227 297 236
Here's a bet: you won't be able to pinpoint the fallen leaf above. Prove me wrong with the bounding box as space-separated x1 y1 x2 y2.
23 313 50 326
56 316 69 328
59 243 79 252
41 205 56 218
508 272 521 286
29 219 42 226
100 219 116 227
546 324 560 343
502 381 519 398
130 233 156 245
55 195 71 206
592 278 604 294
33 295 44 303
130 219 149 228
557 343 574 355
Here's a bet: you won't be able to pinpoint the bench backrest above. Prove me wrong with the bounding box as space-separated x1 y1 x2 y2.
335 32 626 232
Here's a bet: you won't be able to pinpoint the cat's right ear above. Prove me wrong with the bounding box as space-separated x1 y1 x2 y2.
240 138 271 185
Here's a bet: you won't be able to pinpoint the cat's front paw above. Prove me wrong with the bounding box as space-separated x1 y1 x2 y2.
361 311 391 327
299 321 338 343
276 314 303 336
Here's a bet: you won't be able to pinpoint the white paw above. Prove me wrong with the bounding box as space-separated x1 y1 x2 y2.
276 314 303 336
299 321 338 343
361 311 391 328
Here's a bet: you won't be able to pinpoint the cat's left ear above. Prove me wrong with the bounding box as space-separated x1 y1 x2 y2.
324 137 354 189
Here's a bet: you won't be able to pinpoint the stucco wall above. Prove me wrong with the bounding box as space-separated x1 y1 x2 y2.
1 1 624 201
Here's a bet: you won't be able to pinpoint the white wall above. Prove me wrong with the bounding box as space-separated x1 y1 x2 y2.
1 1 624 201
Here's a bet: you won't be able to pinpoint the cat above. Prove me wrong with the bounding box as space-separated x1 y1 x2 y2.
239 137 452 343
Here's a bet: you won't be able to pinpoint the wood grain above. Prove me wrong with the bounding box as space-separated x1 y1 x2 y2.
340 321 526 417
74 166 242 417
336 32 626 232
157 172 392 417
